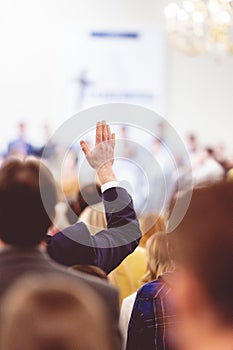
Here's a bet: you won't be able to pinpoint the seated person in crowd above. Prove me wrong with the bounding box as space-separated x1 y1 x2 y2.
109 212 166 303
0 275 112 350
66 183 102 225
70 264 108 281
46 121 141 274
0 121 140 350
169 181 233 350
78 201 106 235
126 233 175 350
48 184 102 235
227 167 233 180
7 121 34 159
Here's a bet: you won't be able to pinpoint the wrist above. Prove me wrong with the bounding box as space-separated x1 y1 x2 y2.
97 165 117 185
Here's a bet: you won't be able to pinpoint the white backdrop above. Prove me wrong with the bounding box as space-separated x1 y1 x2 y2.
0 0 232 154
65 29 166 113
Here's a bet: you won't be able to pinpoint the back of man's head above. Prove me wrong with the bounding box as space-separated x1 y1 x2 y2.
0 158 57 248
169 181 233 326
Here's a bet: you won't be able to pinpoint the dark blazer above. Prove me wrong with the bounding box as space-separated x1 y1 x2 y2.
47 187 142 274
0 247 122 350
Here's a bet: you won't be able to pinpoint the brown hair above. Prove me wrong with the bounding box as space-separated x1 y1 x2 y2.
70 265 108 281
0 158 57 248
0 275 111 350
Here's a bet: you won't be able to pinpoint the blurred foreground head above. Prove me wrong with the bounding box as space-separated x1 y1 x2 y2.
0 275 111 350
0 158 57 248
169 181 233 350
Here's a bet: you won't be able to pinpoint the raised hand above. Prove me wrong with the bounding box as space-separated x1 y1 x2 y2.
80 121 116 185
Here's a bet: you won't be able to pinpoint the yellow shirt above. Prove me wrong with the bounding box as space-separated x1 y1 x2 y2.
108 247 147 304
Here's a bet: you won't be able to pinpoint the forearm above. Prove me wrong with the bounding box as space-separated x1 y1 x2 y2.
91 187 141 274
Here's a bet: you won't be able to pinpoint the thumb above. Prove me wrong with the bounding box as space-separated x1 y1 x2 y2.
80 140 90 156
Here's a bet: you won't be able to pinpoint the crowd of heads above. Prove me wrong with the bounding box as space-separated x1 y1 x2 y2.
0 121 232 350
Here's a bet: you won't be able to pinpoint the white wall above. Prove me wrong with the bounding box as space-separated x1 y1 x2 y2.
0 0 232 152
166 48 233 153
0 0 165 150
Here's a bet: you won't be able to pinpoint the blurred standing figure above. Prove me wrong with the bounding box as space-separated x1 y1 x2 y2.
7 121 34 159
192 147 224 185
61 149 79 201
186 133 200 155
146 138 177 213
169 182 233 350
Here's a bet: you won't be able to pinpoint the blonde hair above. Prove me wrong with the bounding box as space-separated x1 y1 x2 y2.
0 275 111 350
139 212 166 248
227 168 233 181
142 232 173 283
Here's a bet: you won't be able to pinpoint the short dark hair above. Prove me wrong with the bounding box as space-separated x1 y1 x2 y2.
0 159 57 248
169 181 233 325
77 183 102 213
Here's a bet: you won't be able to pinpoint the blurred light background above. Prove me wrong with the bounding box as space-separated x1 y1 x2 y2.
0 0 232 153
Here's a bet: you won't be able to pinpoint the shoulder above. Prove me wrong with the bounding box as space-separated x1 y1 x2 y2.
45 256 119 306
136 277 167 300
47 222 95 266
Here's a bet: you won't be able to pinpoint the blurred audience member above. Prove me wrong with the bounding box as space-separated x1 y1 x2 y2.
117 125 137 159
109 212 166 303
226 167 233 180
126 233 175 350
0 121 143 349
0 275 111 350
213 143 228 172
192 147 224 185
169 181 233 350
187 133 200 155
7 121 34 159
147 138 177 212
70 264 108 281
66 183 102 225
39 123 57 159
78 201 106 235
49 201 71 235
61 149 79 201
186 133 202 171
0 157 122 348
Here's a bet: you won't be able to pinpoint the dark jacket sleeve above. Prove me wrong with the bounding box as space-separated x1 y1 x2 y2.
47 187 141 274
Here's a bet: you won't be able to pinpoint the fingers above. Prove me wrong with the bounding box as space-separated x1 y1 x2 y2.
95 120 114 144
80 140 90 156
102 121 108 142
97 121 112 143
111 132 115 148
96 122 102 144
106 124 111 140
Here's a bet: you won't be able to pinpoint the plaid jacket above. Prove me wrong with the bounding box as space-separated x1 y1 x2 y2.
126 274 177 350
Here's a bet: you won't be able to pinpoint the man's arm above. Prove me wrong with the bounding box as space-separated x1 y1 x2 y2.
47 121 141 273
47 185 141 273
91 186 141 273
